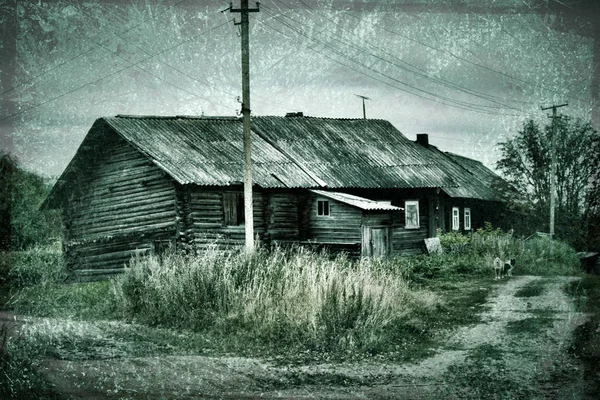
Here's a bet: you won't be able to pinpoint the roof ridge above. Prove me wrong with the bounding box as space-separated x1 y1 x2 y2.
113 114 239 121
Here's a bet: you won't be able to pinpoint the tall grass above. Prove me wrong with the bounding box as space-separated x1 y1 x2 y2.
113 246 439 352
437 223 580 277
6 242 66 287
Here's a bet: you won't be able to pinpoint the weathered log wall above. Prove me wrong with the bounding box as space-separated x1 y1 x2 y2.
183 186 266 248
63 132 178 279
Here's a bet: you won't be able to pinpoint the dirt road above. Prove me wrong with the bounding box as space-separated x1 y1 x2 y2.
9 275 588 399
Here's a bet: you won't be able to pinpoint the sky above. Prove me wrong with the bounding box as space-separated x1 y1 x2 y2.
1 0 599 179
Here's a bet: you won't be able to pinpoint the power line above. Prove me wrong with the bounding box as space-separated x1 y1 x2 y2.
259 7 521 116
260 5 520 115
68 1 235 111
1 0 191 98
278 0 527 111
325 1 590 107
0 20 234 123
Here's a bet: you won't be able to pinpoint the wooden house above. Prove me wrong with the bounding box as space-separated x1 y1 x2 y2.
42 115 507 280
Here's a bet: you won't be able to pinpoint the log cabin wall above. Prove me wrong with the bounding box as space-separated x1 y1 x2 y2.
266 190 300 244
184 185 266 249
63 132 178 280
391 201 429 255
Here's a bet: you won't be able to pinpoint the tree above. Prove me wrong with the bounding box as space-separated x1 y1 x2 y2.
496 118 600 249
0 153 62 250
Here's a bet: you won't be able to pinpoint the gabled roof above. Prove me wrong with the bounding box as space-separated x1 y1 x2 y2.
44 114 505 209
417 144 503 202
309 190 403 211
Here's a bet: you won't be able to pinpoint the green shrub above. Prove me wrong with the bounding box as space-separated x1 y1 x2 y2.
516 237 580 276
113 246 439 352
7 243 66 287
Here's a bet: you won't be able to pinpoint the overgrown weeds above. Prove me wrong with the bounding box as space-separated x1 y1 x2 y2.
437 223 580 277
112 245 440 354
1 323 59 399
6 242 66 287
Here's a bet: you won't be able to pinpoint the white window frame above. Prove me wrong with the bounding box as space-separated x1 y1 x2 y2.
452 207 460 231
404 200 420 229
317 199 330 217
464 208 471 230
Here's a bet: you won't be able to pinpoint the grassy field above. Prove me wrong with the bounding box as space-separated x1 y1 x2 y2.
0 229 589 398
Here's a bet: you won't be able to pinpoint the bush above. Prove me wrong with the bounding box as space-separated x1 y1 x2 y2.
113 246 439 352
516 237 580 276
7 243 66 287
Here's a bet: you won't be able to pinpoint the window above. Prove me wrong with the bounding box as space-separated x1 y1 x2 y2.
452 207 460 230
317 200 330 216
223 192 244 225
404 200 419 228
464 208 471 230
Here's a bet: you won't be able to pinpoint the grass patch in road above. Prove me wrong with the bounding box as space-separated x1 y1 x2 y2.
443 344 533 399
506 316 556 335
566 274 600 398
514 279 546 298
8 280 117 320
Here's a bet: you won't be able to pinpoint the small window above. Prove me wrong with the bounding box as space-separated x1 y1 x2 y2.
223 192 245 225
405 200 419 228
452 207 460 231
317 200 330 216
464 208 471 230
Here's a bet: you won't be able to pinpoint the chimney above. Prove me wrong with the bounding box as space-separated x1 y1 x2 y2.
416 133 429 147
285 112 303 117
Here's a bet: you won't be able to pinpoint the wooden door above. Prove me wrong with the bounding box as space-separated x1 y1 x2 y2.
362 226 391 258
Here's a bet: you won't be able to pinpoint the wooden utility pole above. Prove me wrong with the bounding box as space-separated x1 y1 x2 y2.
355 94 370 119
541 102 568 241
231 0 259 254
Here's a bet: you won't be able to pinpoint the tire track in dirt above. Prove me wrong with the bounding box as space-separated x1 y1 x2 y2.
5 275 586 399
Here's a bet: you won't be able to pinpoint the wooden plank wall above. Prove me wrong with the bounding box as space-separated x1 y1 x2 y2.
302 194 362 256
184 186 266 248
64 133 178 278
391 204 429 255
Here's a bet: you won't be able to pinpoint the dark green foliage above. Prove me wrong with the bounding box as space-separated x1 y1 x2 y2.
0 153 62 251
496 118 600 250
514 279 546 297
6 245 66 287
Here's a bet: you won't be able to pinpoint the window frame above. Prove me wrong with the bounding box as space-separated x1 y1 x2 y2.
452 207 460 231
464 207 471 230
223 192 245 226
317 199 330 217
404 200 420 229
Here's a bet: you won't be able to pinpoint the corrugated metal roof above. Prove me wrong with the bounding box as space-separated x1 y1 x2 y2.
104 116 317 188
251 117 458 189
422 146 502 201
44 114 506 209
310 190 403 211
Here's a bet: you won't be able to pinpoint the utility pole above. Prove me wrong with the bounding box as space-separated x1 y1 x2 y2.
355 94 370 119
230 0 259 254
541 102 568 242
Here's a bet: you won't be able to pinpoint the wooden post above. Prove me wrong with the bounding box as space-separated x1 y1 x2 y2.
541 103 568 244
231 1 259 254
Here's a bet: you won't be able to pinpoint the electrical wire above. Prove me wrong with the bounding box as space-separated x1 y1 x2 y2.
259 7 522 116
1 0 191 98
276 0 528 110
0 20 235 123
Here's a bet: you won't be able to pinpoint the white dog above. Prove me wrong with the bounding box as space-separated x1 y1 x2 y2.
493 257 515 280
